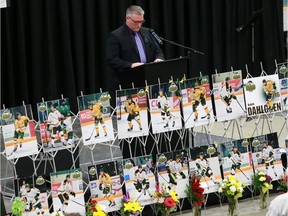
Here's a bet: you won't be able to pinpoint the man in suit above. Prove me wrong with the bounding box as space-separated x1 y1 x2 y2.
106 5 164 89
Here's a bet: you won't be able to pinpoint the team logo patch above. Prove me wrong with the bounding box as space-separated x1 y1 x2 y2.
245 80 256 92
158 154 167 163
138 89 146 97
88 167 97 175
279 64 288 74
207 146 216 154
1 109 12 120
241 139 249 147
99 93 110 102
201 77 209 84
72 171 81 179
233 72 241 79
169 82 178 93
36 176 45 185
38 103 47 112
124 160 133 169
252 138 260 147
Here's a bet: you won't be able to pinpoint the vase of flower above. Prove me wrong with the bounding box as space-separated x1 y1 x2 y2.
227 197 238 216
193 205 201 216
259 190 268 209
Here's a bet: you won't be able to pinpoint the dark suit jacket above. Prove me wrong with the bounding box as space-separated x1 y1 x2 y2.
106 24 164 71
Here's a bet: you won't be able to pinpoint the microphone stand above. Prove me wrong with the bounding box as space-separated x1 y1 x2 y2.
159 36 205 55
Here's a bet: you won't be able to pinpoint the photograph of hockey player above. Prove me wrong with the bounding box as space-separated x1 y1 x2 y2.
1 105 38 160
220 140 253 186
37 99 75 153
212 70 246 122
277 62 288 110
179 76 214 128
189 146 222 194
77 92 115 145
51 169 85 215
157 151 189 198
243 74 282 117
149 82 182 134
121 155 156 205
116 88 149 139
250 132 283 181
88 163 123 212
14 176 49 216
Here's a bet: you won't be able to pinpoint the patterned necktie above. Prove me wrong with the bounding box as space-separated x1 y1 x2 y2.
134 32 147 63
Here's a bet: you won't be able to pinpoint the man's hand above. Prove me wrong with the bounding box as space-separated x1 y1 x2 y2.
154 58 163 62
131 62 144 68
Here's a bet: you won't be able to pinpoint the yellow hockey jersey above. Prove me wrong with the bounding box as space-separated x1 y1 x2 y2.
99 173 112 187
263 80 275 94
189 87 206 102
125 101 140 115
90 103 104 119
14 116 29 132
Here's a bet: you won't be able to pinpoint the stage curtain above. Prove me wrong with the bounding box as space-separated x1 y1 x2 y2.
1 0 285 113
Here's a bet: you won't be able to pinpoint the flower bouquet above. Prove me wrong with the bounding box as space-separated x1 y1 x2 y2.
277 173 288 194
252 171 273 209
186 173 205 216
120 192 144 216
218 175 246 216
153 183 179 216
86 198 107 216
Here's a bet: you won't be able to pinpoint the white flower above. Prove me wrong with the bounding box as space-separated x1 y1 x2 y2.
229 186 236 193
237 186 243 192
218 187 223 193
223 179 228 183
230 180 236 185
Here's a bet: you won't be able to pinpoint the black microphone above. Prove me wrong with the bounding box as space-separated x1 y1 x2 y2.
149 29 163 45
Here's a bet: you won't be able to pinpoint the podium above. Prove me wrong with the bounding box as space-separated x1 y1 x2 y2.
119 57 190 88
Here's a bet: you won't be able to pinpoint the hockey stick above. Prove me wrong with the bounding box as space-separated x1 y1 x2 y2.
70 199 85 207
200 108 213 119
230 158 250 180
85 125 96 141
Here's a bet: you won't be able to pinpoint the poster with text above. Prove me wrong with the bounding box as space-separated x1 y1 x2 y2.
212 70 246 122
277 62 288 110
116 88 149 139
121 155 156 205
14 176 49 216
157 150 189 198
189 146 222 194
50 168 85 215
1 105 38 160
77 92 115 145
179 76 214 128
250 132 283 181
88 162 123 212
37 98 76 153
220 139 254 186
243 74 282 117
148 82 182 134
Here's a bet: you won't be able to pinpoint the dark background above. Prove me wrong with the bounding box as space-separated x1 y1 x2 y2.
1 0 286 114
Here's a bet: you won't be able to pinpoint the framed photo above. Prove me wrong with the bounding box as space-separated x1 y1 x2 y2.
148 82 182 134
37 98 76 153
212 70 246 122
77 92 115 145
179 76 214 128
156 150 189 198
1 105 38 159
120 155 157 205
116 88 149 139
50 168 85 215
88 162 123 212
243 74 282 117
189 146 222 194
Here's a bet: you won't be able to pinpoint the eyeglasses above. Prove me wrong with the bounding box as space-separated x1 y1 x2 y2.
128 16 145 24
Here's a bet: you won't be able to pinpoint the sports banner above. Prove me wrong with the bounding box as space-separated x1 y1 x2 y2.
50 168 85 215
250 132 283 181
116 88 149 139
120 155 157 205
1 105 38 160
37 98 75 153
179 76 214 128
212 70 246 122
277 62 288 110
189 146 222 194
220 139 254 186
156 150 189 198
243 74 282 117
77 92 115 145
88 162 123 212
